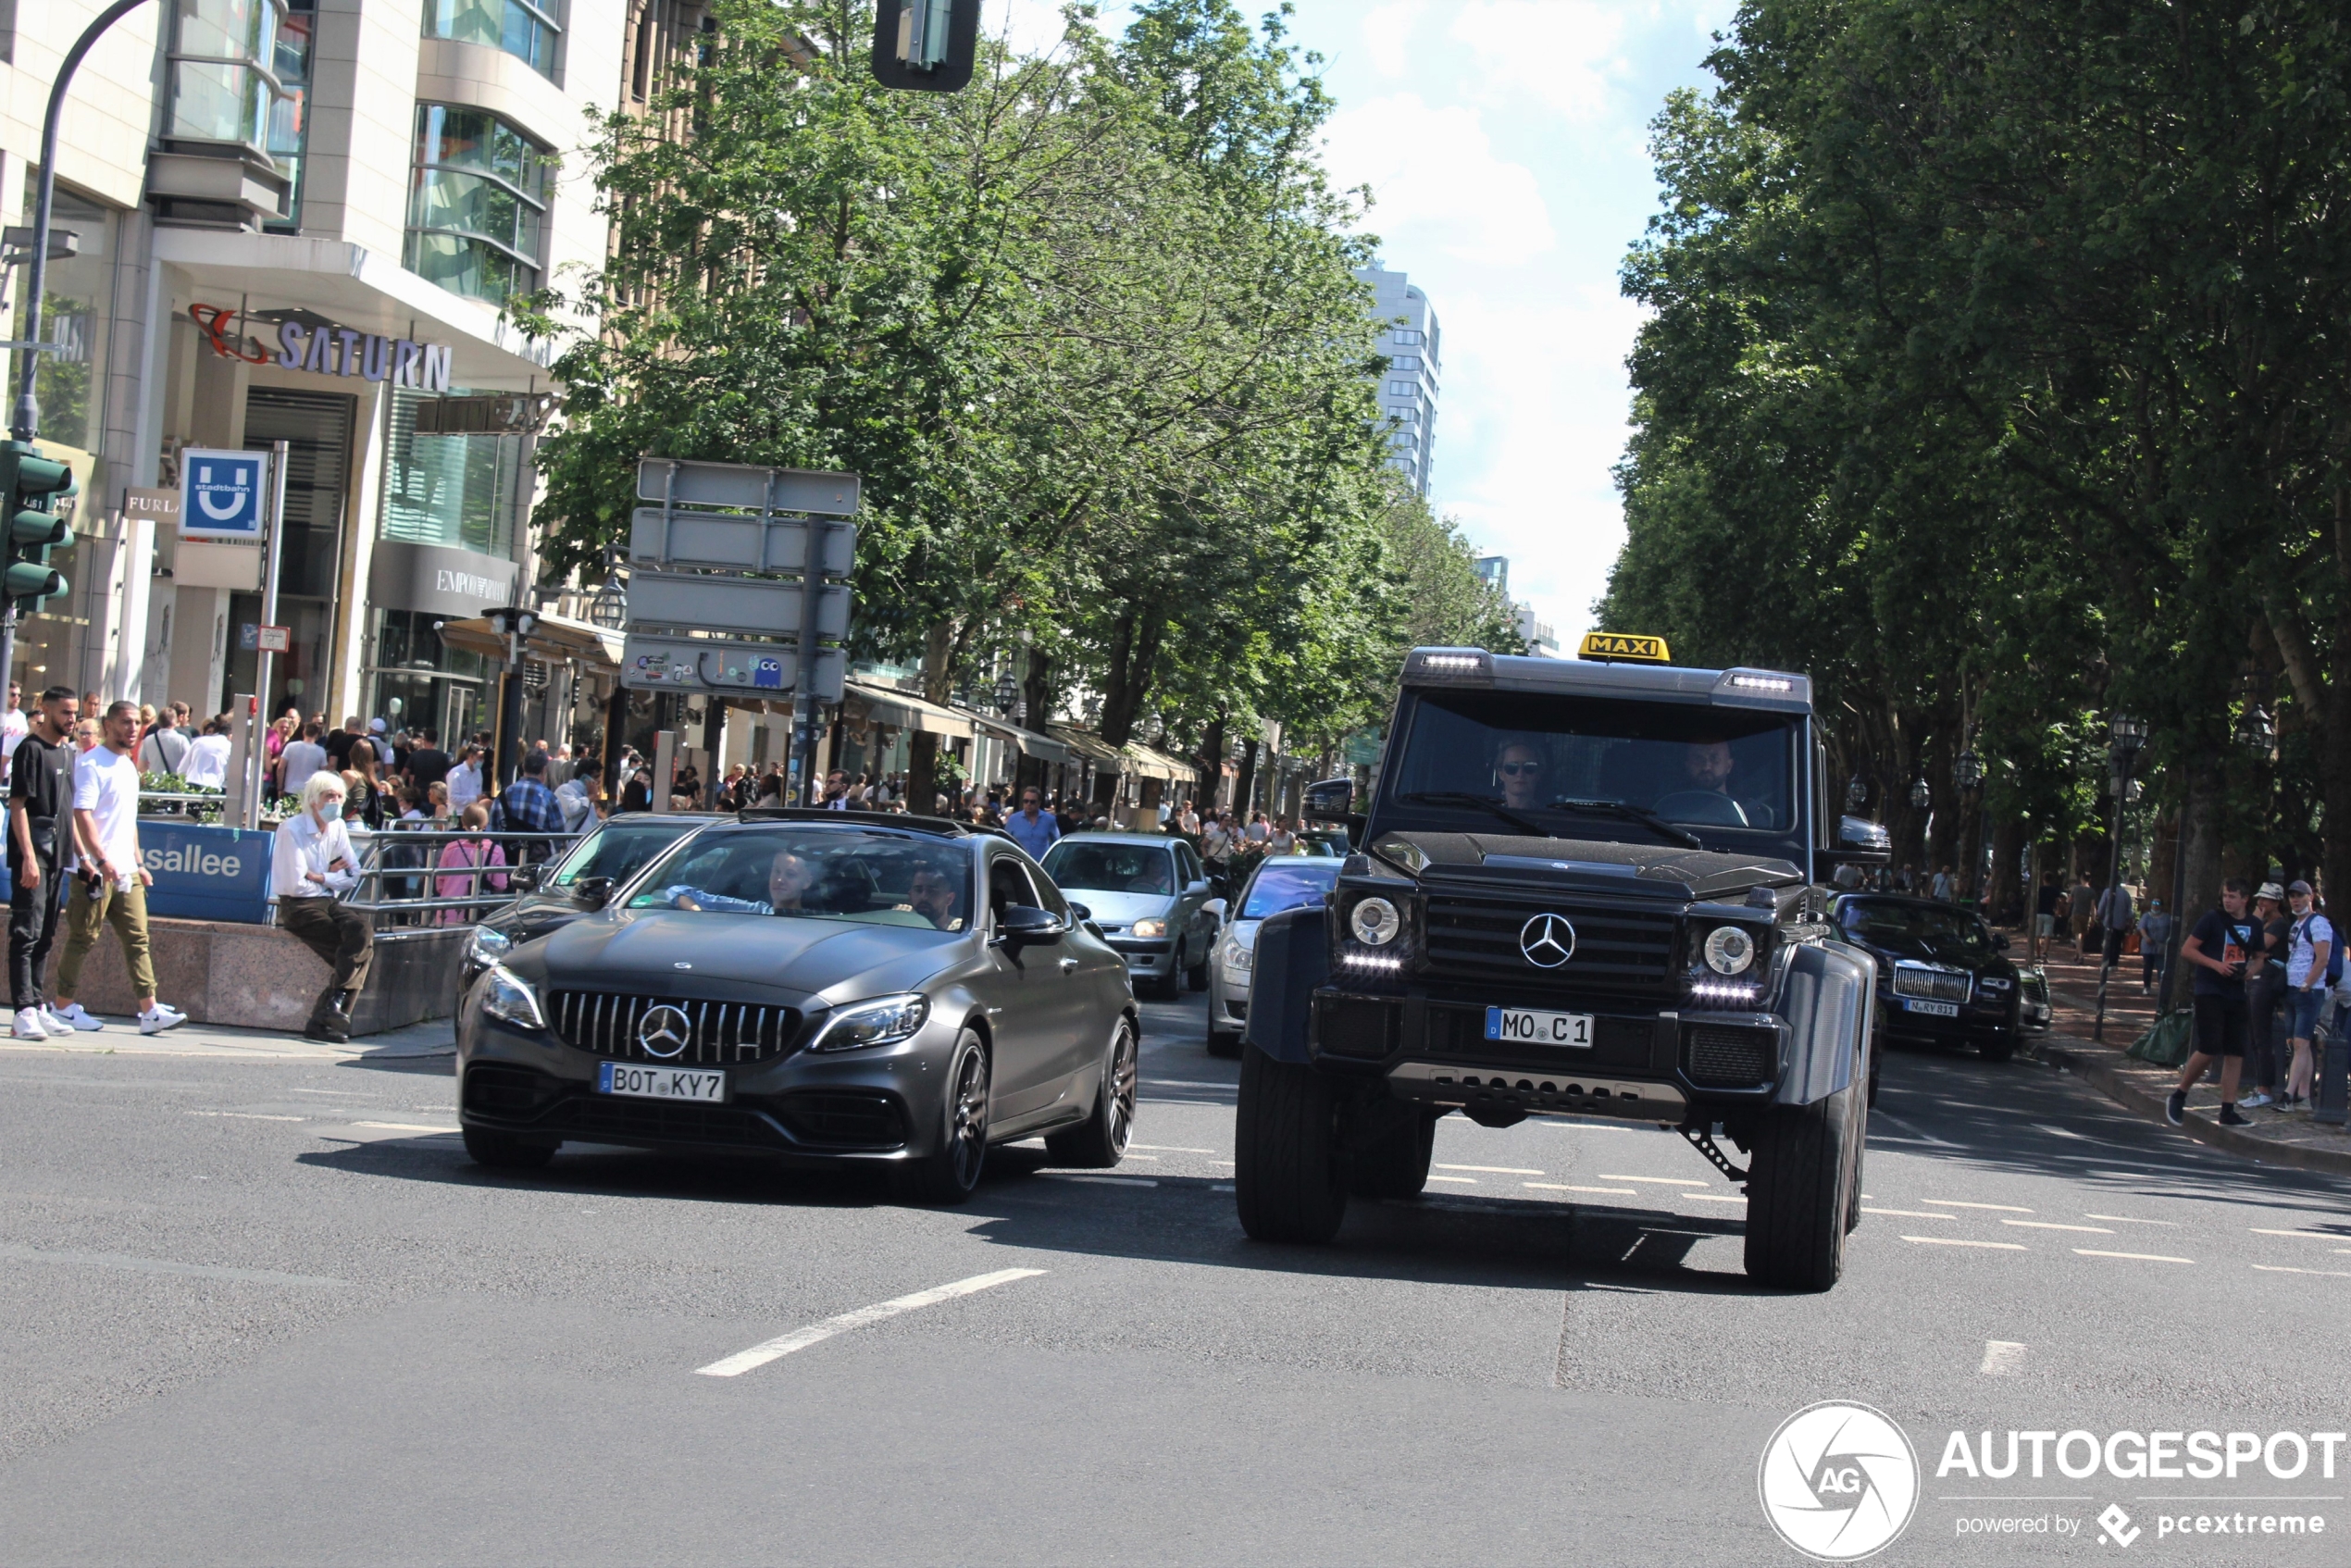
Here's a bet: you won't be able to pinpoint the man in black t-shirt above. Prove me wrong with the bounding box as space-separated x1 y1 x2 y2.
7 687 81 1038
404 728 453 793
2033 873 2064 961
2168 878 2261 1127
322 715 363 772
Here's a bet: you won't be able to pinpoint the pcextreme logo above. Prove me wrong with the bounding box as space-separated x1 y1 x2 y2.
1759 1400 1922 1562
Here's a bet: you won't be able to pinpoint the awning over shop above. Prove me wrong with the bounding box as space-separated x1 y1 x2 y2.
970 714 1072 765
842 680 974 740
1121 742 1200 784
438 610 621 670
1049 725 1124 765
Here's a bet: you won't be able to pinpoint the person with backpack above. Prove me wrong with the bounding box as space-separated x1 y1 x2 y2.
2278 879 2334 1115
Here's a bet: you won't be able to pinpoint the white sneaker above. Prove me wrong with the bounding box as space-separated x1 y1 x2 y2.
41 1005 71 1034
2240 1092 2273 1110
138 1004 187 1037
53 1003 104 1032
11 1007 48 1039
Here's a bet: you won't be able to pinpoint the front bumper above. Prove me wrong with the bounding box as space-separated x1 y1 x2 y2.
1880 991 2019 1040
455 1001 954 1166
1108 937 1176 977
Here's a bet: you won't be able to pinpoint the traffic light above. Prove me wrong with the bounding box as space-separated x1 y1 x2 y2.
0 440 76 615
869 0 978 93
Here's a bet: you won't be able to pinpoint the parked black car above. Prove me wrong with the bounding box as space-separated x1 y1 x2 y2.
456 812 1138 1201
1832 894 2023 1060
456 814 721 1000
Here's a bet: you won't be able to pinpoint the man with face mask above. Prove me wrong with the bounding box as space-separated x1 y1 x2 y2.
270 771 374 1041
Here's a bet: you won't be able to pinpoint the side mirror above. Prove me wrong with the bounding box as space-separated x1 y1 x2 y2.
1992 932 2011 952
1303 778 1354 824
1185 878 1210 897
1827 815 1892 866
509 865 542 891
1066 902 1092 924
1201 898 1227 925
995 903 1066 945
574 875 614 909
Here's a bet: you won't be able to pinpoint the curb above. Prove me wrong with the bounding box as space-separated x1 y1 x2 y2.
2033 1037 2351 1177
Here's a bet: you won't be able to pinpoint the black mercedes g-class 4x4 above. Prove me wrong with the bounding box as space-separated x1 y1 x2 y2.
1237 641 1884 1290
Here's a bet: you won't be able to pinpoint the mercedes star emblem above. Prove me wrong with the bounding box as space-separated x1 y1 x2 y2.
638 1003 693 1059
1519 913 1576 968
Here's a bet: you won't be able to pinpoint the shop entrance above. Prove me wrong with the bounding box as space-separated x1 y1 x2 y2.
227 387 354 720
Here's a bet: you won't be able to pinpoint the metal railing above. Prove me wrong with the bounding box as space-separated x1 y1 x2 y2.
336 824 584 938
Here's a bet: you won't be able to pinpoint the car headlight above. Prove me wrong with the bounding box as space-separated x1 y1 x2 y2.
807 992 931 1053
480 963 546 1030
466 926 512 964
1224 940 1254 974
1350 897 1401 947
1131 917 1168 939
1703 925 1758 976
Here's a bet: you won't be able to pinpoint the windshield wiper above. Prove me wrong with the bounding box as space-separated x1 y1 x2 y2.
1548 798 1703 851
1396 791 1550 837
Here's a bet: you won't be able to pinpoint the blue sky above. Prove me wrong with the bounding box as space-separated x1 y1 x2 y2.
996 0 1738 653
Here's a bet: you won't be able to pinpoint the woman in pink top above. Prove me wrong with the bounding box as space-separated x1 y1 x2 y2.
435 801 508 925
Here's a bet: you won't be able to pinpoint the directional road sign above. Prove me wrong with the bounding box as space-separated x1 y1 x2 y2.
634 459 860 517
628 507 854 577
624 571 849 640
623 634 845 701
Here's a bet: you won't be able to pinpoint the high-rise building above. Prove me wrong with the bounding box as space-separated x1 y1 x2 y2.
1358 265 1439 495
1471 554 1558 656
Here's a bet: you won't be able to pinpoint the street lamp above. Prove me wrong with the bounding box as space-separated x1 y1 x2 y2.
994 668 1017 716
2094 712 2148 1040
484 606 540 790
2233 701 2273 754
1955 749 1983 792
1910 778 1930 811
1847 775 1867 813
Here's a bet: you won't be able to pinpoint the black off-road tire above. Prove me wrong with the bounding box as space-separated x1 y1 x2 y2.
463 1126 557 1170
1742 1087 1854 1291
902 1029 990 1205
1350 1108 1439 1199
1205 1023 1242 1059
1046 1018 1137 1168
1235 1042 1349 1243
1867 1031 1884 1108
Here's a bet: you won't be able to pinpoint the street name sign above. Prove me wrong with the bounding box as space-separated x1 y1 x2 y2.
624 633 845 697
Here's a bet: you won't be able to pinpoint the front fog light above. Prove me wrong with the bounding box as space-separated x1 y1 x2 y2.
1350 897 1401 946
1704 926 1757 976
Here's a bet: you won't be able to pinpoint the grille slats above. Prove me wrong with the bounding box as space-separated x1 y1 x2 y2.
1421 892 1679 1000
1891 964 1972 1004
1685 1025 1776 1087
549 990 800 1065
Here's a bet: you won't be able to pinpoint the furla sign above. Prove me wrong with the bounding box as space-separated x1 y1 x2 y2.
191 303 454 392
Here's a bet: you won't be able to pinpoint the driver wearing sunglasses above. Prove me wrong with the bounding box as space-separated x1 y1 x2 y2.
1494 740 1547 810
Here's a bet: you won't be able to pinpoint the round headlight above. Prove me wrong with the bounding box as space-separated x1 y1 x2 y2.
1704 925 1758 976
1350 896 1401 947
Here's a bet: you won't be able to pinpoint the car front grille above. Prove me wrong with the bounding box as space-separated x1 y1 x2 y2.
1683 1025 1777 1088
543 1095 787 1150
1420 892 1678 999
776 1092 907 1151
1891 964 1972 1004
548 991 801 1065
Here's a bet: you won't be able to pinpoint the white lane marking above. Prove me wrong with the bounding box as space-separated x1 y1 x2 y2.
2030 1123 2087 1139
1040 1174 1156 1187
289 1087 379 1097
1128 1144 1215 1153
2251 1228 2351 1240
1871 1111 1956 1147
2253 1263 2351 1278
1980 1340 2027 1375
1141 1079 1236 1090
1525 1183 1636 1196
0 1241 346 1287
1210 1183 1235 1191
695 1268 1047 1377
1437 1164 1543 1175
1119 1153 1161 1161
1426 1175 1477 1185
1863 1208 1954 1220
1680 1193 1748 1204
1902 1236 2027 1251
1538 1122 1632 1133
2004 1220 2114 1234
350 1121 462 1134
2074 1249 2194 1264
2085 1214 2179 1226
185 1111 304 1122
1598 1174 1705 1186
1924 1200 2034 1213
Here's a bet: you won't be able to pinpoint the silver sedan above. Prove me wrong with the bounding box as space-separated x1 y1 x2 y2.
1204 855 1342 1057
1039 833 1219 997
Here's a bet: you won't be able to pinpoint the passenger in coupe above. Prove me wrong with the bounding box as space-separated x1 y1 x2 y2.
659 850 817 915
907 866 964 930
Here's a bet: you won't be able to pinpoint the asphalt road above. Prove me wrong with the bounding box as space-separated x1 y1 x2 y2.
5 992 2351 1566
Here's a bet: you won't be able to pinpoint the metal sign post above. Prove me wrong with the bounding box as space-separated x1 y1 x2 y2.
242 441 289 822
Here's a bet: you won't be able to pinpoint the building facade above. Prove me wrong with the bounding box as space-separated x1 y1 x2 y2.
1473 554 1559 658
1357 264 1439 496
1 0 674 740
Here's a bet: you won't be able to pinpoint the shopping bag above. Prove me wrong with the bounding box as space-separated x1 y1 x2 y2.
2126 1009 2195 1068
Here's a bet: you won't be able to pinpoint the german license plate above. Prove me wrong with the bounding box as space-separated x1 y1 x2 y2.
1485 1006 1594 1048
597 1061 727 1101
1904 999 1959 1018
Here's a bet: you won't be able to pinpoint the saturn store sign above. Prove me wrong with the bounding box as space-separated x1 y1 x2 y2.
191 303 454 392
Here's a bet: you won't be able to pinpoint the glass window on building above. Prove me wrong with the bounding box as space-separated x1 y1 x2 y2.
367 608 488 745
404 104 550 305
380 388 524 557
422 0 561 79
167 0 313 225
265 0 317 230
13 188 117 457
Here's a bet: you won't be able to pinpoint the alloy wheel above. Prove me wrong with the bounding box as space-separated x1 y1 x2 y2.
1105 1024 1137 1156
949 1041 990 1188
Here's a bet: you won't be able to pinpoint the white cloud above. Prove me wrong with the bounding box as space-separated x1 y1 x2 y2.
1360 2 1430 78
1446 0 1634 122
1321 94 1557 266
988 0 1117 58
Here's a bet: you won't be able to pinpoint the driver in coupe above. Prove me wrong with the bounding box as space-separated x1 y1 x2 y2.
658 850 817 915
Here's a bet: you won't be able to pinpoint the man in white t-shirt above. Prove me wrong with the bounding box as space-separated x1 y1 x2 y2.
180 718 233 789
54 701 185 1035
1 680 27 765
2281 879 2334 1113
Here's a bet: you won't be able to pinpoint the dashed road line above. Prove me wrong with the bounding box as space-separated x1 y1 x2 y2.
2251 1228 2351 1240
2003 1220 2113 1234
1427 1175 1477 1185
1141 1079 1237 1090
2074 1249 2193 1264
2252 1263 2351 1278
1598 1174 1705 1186
1128 1145 1216 1154
185 1111 303 1122
1525 1183 1636 1196
1862 1208 1954 1220
1902 1236 2027 1251
1980 1340 2027 1375
1680 1193 1748 1204
350 1122 461 1134
1924 1200 2034 1213
694 1268 1047 1377
2084 1214 2178 1226
1437 1164 1543 1176
2030 1123 2088 1139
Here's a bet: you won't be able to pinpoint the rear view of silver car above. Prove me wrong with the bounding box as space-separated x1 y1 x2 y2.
1039 833 1217 997
1206 857 1342 1056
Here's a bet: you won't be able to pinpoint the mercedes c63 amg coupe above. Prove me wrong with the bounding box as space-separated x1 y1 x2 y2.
455 812 1138 1201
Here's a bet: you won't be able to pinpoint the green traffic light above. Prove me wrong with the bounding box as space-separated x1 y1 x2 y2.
10 451 72 499
4 562 63 600
9 509 71 549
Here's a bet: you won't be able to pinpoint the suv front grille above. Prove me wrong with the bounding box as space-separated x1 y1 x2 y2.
1891 965 1971 1004
549 991 801 1065
1683 1025 1777 1087
1421 892 1678 999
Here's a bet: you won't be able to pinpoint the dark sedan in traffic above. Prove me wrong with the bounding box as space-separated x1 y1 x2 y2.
456 813 721 1000
456 812 1138 1201
1833 894 2023 1060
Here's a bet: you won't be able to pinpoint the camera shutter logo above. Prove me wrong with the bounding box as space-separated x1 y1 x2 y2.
1757 1400 1920 1562
638 1004 693 1060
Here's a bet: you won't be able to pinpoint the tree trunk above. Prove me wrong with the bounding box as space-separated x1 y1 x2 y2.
905 622 956 817
1985 812 2022 921
1098 600 1166 747
1198 714 1227 810
2170 759 2227 1011
1234 739 1261 818
1022 649 1053 733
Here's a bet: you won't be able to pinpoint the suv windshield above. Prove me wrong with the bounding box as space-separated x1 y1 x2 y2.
550 818 700 890
1839 899 1994 963
1241 860 1340 920
628 827 971 930
1379 689 1802 844
1042 841 1175 896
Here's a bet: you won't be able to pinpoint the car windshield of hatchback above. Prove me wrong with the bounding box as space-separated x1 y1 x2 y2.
1839 900 1993 963
552 819 698 889
1241 860 1340 920
1042 842 1175 896
627 828 971 929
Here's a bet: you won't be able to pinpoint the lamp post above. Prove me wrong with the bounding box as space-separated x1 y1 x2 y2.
484 605 539 792
2093 712 2147 1040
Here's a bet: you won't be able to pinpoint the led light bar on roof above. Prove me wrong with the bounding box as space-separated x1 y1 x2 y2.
1404 647 1493 684
1727 674 1796 692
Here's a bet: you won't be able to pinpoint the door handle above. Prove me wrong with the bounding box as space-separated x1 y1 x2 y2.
1059 957 1080 973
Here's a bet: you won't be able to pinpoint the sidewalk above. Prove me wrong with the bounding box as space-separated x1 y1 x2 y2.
0 1014 454 1063
2012 931 2351 1176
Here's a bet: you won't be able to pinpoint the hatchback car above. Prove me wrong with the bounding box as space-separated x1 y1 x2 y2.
1833 893 2023 1060
1204 855 1341 1056
457 812 1138 1201
457 813 721 1000
1038 832 1218 996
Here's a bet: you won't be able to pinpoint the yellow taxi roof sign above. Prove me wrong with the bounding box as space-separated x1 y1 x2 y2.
1579 631 1672 666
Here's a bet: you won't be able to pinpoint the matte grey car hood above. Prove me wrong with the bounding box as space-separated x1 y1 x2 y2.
519 908 963 1003
1375 831 1802 902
